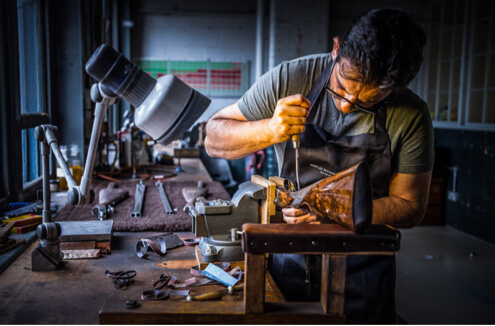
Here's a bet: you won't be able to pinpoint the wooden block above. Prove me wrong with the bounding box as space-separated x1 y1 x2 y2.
174 147 200 158
12 223 40 234
0 222 15 243
0 238 26 254
268 176 285 187
250 175 276 224
60 241 97 250
2 214 40 226
95 241 111 251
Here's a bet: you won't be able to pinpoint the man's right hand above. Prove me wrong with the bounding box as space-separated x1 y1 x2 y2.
266 94 311 143
205 94 310 160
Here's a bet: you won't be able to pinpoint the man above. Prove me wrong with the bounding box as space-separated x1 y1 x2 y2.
205 8 433 229
205 8 433 323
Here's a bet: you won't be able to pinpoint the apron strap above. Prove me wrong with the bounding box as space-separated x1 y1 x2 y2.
306 60 334 120
374 107 387 134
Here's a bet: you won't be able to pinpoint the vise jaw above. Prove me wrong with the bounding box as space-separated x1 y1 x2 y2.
188 181 266 262
190 181 266 237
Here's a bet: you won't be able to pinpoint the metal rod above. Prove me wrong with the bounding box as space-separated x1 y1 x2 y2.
131 180 146 217
41 140 51 223
80 101 107 202
155 180 174 214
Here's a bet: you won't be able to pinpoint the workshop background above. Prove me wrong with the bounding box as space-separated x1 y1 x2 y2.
1 0 494 324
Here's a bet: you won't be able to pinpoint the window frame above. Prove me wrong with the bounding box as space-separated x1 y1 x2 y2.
424 0 495 131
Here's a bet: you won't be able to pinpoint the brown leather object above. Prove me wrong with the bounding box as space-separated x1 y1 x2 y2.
241 223 400 255
275 163 372 234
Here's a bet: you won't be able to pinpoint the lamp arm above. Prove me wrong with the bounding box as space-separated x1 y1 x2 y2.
44 127 78 191
75 83 118 206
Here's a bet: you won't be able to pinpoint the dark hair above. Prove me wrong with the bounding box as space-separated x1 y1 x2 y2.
337 8 426 89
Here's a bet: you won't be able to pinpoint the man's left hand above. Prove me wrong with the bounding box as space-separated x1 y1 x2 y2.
282 206 323 224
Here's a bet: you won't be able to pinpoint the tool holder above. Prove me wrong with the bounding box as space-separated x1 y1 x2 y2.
31 84 118 271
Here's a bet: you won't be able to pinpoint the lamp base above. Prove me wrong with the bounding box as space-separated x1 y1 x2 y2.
31 239 64 271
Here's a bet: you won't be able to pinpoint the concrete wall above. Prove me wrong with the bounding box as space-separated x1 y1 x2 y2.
128 0 495 244
131 0 331 121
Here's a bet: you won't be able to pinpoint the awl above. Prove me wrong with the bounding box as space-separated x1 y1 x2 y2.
292 134 301 190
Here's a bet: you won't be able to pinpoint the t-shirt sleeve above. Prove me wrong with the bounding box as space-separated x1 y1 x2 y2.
237 63 287 121
389 92 435 174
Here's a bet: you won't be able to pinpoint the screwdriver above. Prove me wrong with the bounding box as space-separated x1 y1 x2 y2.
292 134 301 190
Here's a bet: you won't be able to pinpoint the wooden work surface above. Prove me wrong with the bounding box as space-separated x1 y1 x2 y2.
0 230 285 324
168 158 213 182
0 158 284 324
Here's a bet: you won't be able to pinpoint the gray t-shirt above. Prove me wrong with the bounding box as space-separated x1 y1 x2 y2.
237 53 434 174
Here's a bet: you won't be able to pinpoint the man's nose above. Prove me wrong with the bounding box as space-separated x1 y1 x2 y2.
339 100 357 113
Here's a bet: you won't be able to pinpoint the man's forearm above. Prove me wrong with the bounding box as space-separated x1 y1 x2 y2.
205 117 276 160
372 195 427 229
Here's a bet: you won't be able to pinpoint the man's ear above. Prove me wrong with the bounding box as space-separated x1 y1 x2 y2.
332 36 340 60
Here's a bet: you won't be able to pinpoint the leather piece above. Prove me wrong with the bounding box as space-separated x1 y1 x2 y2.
135 237 167 258
242 223 400 254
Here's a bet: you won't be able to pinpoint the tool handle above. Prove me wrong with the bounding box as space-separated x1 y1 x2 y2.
291 134 300 148
186 290 223 301
227 283 244 294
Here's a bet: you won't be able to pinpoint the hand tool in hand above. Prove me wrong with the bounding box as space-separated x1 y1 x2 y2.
186 283 244 301
292 134 301 190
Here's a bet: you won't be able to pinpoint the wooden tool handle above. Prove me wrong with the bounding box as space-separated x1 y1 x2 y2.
186 291 223 301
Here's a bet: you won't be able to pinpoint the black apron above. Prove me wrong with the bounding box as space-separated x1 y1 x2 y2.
270 61 397 324
279 61 391 198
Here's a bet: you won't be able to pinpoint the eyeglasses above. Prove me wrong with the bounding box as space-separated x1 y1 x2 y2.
325 60 379 114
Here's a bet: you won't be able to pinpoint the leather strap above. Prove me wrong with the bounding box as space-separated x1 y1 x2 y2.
136 237 167 258
105 270 136 289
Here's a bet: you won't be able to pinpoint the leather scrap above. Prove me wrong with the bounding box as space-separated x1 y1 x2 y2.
136 237 167 258
105 270 136 289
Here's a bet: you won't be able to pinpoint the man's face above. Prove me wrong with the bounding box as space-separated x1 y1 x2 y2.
327 58 393 114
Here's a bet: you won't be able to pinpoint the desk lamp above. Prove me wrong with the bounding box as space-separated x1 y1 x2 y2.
32 44 211 270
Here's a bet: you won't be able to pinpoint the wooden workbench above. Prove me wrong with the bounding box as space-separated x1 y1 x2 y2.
1 158 283 324
0 229 284 324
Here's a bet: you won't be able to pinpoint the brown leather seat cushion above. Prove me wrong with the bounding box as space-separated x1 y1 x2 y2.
242 223 400 254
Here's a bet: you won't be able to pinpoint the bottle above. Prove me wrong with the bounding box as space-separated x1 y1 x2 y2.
69 144 83 186
56 145 69 190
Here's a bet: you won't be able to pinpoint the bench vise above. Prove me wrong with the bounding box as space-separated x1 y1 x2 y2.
187 181 267 262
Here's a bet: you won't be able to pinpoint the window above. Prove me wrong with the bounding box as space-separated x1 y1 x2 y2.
18 0 48 184
424 0 495 131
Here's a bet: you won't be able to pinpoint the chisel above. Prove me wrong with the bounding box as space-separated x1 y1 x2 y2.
292 134 301 190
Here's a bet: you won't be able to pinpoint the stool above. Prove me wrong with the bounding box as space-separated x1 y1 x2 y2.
242 223 400 321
